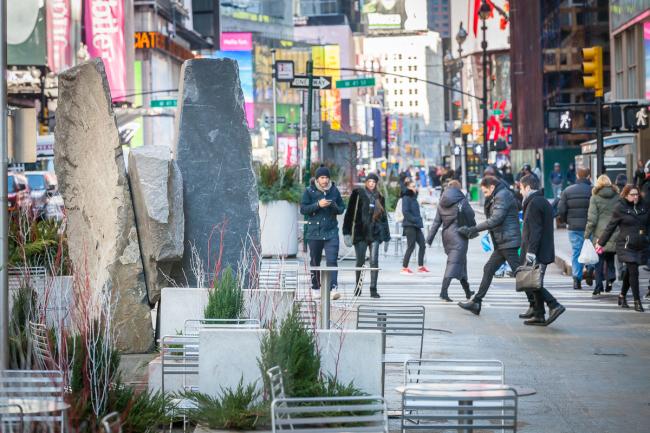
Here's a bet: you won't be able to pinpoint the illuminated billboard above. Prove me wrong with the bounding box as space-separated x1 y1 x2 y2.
362 0 427 31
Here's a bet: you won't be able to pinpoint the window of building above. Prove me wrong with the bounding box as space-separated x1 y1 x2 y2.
626 28 637 97
399 54 402 60
615 34 624 97
409 101 413 106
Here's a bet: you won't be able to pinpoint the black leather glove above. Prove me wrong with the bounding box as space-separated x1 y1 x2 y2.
458 226 478 239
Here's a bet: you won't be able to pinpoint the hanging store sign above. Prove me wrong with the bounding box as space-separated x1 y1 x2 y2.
47 0 72 73
134 31 195 61
85 0 126 101
220 32 252 51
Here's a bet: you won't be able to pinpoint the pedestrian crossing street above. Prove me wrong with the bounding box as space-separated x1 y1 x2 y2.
318 276 641 315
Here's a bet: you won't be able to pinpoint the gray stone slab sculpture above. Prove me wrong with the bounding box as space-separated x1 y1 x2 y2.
54 59 153 353
128 146 184 305
173 58 260 286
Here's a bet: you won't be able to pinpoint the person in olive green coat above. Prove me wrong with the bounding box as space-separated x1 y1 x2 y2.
585 175 619 295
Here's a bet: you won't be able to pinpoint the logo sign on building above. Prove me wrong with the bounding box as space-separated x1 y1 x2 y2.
362 0 427 31
46 0 72 73
220 32 253 51
85 0 126 101
275 60 295 82
134 32 195 61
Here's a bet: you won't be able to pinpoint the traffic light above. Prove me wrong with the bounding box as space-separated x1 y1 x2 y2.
624 105 650 131
582 46 604 97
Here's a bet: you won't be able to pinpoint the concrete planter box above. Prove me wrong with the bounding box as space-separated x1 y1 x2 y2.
159 287 295 337
148 328 382 397
259 200 299 257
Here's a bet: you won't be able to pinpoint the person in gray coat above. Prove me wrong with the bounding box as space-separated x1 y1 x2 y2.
427 180 476 301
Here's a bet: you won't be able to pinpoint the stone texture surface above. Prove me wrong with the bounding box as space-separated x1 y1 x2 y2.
128 146 184 305
54 59 153 353
173 58 260 286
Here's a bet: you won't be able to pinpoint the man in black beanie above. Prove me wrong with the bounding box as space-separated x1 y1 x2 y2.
301 165 346 299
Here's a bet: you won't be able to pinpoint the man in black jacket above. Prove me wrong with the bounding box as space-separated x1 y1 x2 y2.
457 176 522 315
558 167 593 289
519 174 566 326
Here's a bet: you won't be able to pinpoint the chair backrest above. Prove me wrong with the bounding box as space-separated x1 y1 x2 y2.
29 321 58 371
401 387 518 432
404 359 505 385
266 366 286 400
101 412 122 433
183 318 261 336
0 403 24 433
294 300 317 329
356 305 425 356
272 396 389 433
0 370 64 401
160 335 199 395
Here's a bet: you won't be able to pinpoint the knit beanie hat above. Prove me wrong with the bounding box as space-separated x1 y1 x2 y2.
315 165 330 179
366 172 379 182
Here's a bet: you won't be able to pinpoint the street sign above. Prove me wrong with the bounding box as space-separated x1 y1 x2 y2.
290 75 332 90
310 130 320 141
265 116 286 124
150 99 177 108
335 77 376 88
275 60 294 82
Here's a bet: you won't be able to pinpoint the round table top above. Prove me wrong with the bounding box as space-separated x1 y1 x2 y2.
396 383 536 397
0 398 70 415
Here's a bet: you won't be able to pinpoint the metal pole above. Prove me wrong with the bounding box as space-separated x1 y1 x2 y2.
298 90 304 181
320 271 331 329
481 17 489 168
304 59 314 186
0 0 8 370
458 52 467 191
596 96 604 176
271 49 278 162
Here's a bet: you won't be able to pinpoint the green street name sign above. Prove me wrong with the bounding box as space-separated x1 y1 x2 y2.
150 99 177 108
336 77 376 88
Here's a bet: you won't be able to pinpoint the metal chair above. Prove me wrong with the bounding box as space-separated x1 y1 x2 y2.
266 366 286 401
259 260 300 290
401 387 518 432
356 305 426 394
404 359 505 386
183 318 261 336
160 335 199 432
271 396 389 433
100 412 122 433
0 404 24 433
29 321 57 371
0 370 65 432
293 300 318 329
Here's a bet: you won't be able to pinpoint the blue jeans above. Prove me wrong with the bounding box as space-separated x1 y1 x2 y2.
569 230 594 279
308 237 339 291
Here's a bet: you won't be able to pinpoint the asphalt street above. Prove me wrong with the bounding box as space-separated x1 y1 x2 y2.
318 232 650 433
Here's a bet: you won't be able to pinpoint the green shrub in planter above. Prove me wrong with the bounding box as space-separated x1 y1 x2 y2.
257 163 303 204
205 266 245 320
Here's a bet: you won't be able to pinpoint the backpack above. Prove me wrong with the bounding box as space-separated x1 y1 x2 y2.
394 198 404 223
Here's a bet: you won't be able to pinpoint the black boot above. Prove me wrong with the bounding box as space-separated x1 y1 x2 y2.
545 304 566 326
645 289 650 300
460 280 473 300
573 278 582 290
592 286 602 296
458 300 481 315
518 306 535 319
618 295 630 308
369 288 380 299
439 289 453 302
584 269 593 287
524 316 547 326
605 281 613 293
634 300 644 312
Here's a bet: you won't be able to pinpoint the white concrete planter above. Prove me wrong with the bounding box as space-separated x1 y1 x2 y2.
259 200 299 257
159 287 295 337
148 328 382 397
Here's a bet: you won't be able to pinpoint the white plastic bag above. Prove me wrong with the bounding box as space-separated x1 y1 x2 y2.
394 198 404 223
578 239 599 265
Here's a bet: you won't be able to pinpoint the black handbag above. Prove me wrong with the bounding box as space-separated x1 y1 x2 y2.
515 264 542 292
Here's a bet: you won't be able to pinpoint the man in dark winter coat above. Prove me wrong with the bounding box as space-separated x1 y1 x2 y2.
457 176 522 315
519 174 566 326
558 167 594 289
300 165 346 298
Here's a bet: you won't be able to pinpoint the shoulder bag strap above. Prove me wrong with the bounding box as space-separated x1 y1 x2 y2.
351 192 360 243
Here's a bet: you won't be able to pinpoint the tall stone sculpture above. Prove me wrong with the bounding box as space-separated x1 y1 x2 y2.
173 59 260 286
128 146 184 305
54 59 153 353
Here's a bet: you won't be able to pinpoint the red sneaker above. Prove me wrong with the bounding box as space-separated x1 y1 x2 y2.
417 266 430 273
400 268 414 275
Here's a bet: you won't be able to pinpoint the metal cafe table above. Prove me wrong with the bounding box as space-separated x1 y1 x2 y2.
308 265 380 329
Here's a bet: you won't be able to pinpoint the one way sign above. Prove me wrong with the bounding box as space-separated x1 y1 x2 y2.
289 75 332 90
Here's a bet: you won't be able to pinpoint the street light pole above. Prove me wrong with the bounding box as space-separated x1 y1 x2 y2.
271 49 278 161
456 22 468 191
479 1 491 170
0 0 8 369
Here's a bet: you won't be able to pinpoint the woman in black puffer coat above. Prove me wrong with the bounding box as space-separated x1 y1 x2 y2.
598 185 649 312
427 180 476 301
343 173 391 298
